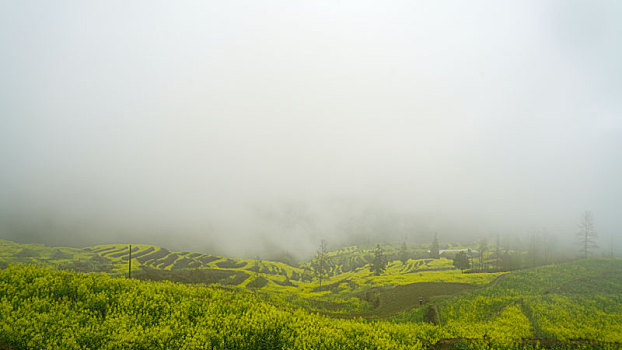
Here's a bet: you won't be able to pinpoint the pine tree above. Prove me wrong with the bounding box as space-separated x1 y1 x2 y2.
430 233 440 259
370 244 387 276
577 211 598 258
495 235 501 270
312 240 329 286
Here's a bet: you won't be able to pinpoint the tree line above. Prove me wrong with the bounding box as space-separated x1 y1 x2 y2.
303 211 603 282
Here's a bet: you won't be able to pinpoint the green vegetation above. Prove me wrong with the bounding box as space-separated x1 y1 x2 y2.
393 258 622 345
0 239 103 272
1 239 621 348
0 264 438 349
453 251 470 271
430 233 440 259
370 244 388 276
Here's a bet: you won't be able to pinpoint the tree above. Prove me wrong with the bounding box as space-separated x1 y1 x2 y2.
478 239 488 271
500 250 516 271
494 235 501 270
312 240 329 287
398 242 409 265
527 234 538 267
577 211 598 258
453 251 470 271
430 233 440 259
370 244 387 276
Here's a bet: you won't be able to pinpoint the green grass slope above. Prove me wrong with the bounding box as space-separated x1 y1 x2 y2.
0 239 102 271
393 258 622 344
1 238 621 348
0 239 520 317
1 262 620 349
0 264 439 350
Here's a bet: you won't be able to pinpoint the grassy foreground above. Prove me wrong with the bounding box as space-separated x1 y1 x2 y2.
0 264 438 350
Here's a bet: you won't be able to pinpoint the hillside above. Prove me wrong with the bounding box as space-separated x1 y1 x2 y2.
1 258 621 349
0 264 437 349
1 239 621 348
394 259 622 343
0 239 503 315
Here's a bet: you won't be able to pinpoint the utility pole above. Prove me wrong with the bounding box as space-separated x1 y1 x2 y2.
128 244 132 279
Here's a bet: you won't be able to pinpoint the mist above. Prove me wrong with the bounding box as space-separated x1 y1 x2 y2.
1 1 621 258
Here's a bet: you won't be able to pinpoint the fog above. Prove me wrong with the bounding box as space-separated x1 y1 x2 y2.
1 1 621 258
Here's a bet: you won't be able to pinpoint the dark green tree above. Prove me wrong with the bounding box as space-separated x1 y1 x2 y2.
430 233 440 259
398 242 409 265
370 244 387 276
452 251 470 271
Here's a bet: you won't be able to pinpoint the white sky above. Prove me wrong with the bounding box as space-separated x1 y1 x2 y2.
1 1 621 256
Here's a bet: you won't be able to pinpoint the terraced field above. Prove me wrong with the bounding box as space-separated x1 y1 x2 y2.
81 244 622 341
1 254 620 348
0 239 103 271
0 239 505 317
